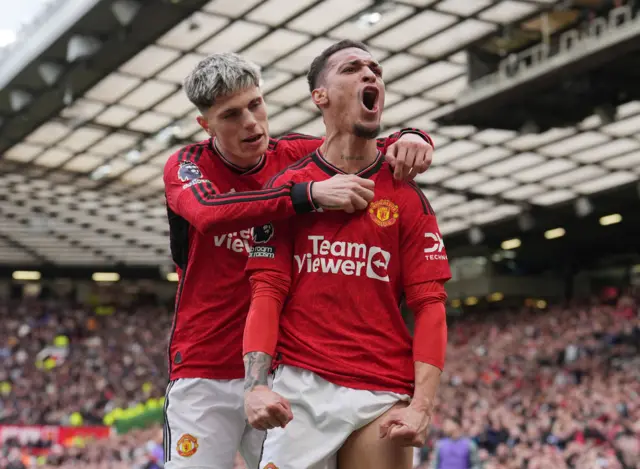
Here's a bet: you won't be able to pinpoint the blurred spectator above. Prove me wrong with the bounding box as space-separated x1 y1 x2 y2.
429 418 480 469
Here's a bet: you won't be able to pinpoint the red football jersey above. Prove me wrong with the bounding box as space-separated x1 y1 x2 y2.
245 149 452 395
163 130 432 381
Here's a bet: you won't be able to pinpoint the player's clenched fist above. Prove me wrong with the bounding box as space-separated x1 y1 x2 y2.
311 174 375 213
245 385 293 431
378 403 431 447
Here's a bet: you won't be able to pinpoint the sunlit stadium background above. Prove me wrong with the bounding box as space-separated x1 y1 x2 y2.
0 1 638 468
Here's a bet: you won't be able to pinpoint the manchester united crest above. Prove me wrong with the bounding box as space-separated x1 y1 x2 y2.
176 434 199 457
369 199 399 227
263 464 279 469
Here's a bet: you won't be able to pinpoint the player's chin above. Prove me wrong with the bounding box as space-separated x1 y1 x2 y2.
353 121 381 140
240 136 268 157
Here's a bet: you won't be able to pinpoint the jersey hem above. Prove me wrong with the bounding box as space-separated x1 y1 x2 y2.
169 367 245 381
279 359 414 396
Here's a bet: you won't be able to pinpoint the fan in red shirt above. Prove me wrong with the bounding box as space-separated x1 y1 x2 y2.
162 51 436 469
242 40 451 469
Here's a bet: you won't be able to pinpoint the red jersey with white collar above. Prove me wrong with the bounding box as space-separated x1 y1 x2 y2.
245 149 451 395
163 130 433 381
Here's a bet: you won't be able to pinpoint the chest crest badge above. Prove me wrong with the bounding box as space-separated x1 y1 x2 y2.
369 199 399 227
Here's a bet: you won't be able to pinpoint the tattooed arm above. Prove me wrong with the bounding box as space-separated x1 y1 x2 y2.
242 270 293 430
242 270 289 390
243 352 272 392
243 355 292 430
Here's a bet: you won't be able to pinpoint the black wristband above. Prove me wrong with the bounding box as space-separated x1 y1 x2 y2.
290 182 315 214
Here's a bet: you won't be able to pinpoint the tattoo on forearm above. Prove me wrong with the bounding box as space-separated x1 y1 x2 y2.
243 352 272 391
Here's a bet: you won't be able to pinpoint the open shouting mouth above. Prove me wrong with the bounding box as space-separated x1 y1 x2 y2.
361 86 379 113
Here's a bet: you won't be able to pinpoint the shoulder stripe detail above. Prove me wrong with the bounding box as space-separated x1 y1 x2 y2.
192 144 205 163
203 180 216 194
177 143 207 163
264 154 314 189
191 183 292 207
408 181 435 216
177 146 191 163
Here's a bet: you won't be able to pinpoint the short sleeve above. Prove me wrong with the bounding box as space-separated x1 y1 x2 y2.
400 183 452 287
245 217 294 278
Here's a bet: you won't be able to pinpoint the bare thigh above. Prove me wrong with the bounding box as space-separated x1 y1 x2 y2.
337 402 414 469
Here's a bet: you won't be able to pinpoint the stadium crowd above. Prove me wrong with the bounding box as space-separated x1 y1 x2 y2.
0 289 637 468
0 298 168 469
423 291 639 469
0 300 169 426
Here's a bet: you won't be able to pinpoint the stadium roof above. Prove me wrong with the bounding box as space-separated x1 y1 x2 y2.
0 0 639 268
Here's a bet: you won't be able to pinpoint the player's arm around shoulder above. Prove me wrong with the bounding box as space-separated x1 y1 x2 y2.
163 145 312 235
267 162 376 214
274 128 436 181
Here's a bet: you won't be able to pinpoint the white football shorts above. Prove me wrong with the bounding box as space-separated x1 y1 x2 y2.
164 378 265 469
259 365 410 469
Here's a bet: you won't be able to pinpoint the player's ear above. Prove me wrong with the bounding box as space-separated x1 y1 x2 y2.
196 115 214 137
311 88 328 108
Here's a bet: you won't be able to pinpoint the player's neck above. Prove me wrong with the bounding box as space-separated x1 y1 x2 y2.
320 131 378 174
214 139 262 169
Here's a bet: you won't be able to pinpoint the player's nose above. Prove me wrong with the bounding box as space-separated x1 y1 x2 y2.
361 68 376 83
243 112 258 129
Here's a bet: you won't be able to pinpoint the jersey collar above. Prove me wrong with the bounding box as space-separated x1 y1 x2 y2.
209 138 266 175
312 148 384 179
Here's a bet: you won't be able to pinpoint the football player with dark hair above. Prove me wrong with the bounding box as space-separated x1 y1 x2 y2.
243 40 450 469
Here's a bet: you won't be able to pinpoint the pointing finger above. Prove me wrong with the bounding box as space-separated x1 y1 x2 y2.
385 144 398 167
393 147 408 180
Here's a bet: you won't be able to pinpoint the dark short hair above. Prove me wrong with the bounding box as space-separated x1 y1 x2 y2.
306 39 369 92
